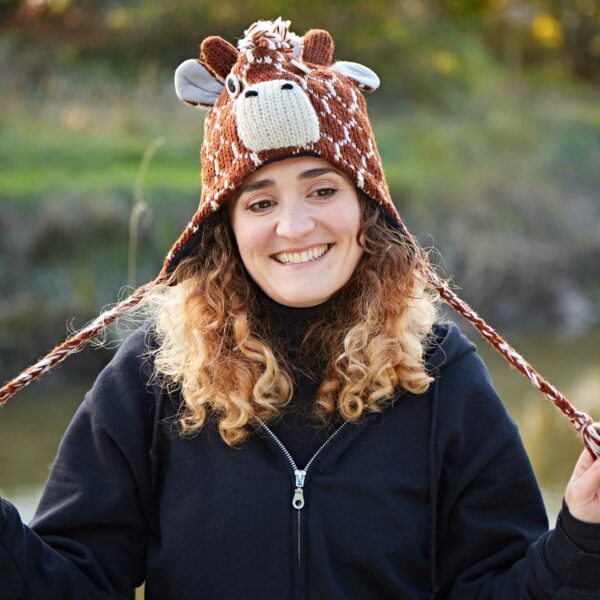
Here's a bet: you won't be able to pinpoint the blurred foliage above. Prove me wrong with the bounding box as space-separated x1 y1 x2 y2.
2 0 600 103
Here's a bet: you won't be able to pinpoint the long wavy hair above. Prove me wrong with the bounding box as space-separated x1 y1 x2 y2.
141 193 439 446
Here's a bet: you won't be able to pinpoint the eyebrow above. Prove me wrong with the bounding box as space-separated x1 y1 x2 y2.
238 167 343 195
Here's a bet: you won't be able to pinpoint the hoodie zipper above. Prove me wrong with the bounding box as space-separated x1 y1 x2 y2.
255 417 349 570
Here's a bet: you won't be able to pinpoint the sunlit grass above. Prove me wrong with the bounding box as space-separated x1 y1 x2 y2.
2 69 599 204
0 97 202 198
375 77 600 206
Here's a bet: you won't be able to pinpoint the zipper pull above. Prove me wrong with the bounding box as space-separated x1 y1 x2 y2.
292 488 304 509
292 469 306 509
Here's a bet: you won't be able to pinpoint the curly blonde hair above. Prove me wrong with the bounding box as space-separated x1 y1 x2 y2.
141 195 439 446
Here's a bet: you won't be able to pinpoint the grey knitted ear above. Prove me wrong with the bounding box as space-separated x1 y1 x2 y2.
174 59 225 108
330 61 380 92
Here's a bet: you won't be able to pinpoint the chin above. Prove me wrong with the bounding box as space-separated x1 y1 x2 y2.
273 288 333 308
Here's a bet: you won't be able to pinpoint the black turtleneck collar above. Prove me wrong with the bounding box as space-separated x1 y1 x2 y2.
253 283 338 356
250 282 343 463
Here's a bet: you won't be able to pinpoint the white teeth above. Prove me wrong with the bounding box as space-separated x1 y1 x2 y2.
274 244 330 265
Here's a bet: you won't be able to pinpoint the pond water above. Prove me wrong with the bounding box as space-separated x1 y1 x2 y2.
1 324 598 529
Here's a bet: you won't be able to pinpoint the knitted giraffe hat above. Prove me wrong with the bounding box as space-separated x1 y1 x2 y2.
1 18 598 457
164 17 398 274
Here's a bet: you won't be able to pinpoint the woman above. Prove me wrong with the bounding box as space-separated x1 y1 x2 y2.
1 18 600 599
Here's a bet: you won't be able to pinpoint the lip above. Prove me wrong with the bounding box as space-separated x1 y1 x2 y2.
270 243 334 267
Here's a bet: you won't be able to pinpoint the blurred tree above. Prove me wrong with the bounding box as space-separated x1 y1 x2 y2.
1 0 599 97
0 0 20 23
549 0 600 79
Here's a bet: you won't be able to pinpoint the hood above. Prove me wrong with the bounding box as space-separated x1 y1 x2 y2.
425 321 477 375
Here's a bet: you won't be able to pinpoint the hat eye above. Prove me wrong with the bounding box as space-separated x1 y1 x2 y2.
226 73 241 98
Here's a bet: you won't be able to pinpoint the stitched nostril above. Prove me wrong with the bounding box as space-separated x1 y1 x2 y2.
281 83 293 90
245 90 258 97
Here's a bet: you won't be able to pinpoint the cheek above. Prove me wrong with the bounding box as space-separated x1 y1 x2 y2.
341 209 364 266
231 221 269 261
331 205 362 245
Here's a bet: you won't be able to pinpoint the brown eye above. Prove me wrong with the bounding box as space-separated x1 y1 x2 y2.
313 188 337 198
226 73 241 98
248 200 274 213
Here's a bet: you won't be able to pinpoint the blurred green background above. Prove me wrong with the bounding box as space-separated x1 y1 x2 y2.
0 2 599 594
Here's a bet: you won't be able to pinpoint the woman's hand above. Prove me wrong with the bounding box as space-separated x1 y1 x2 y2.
565 449 600 523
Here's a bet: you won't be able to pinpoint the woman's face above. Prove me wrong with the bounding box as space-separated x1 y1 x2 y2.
228 156 364 307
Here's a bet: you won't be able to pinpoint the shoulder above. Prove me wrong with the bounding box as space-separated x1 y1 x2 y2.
427 321 501 400
427 326 540 522
83 321 161 437
427 320 519 449
425 320 476 372
49 323 163 502
94 321 158 390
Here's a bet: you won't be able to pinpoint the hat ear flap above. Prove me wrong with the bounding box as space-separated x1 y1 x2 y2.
330 61 380 92
302 29 334 66
201 36 239 80
174 59 224 108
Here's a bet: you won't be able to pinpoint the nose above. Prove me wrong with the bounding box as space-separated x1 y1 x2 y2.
275 200 315 240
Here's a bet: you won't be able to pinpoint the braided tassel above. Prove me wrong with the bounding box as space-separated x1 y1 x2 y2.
0 277 165 406
424 268 600 459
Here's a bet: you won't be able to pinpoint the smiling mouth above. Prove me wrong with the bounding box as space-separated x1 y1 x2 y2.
272 243 333 265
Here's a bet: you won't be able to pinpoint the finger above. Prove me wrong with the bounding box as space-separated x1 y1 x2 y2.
572 453 600 494
571 448 596 481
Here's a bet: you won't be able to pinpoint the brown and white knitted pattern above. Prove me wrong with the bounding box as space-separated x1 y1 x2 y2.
1 18 598 458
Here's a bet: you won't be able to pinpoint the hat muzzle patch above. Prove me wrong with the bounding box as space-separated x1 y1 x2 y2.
234 79 320 153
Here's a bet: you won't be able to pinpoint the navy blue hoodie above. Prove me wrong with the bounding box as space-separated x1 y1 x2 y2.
1 321 600 599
